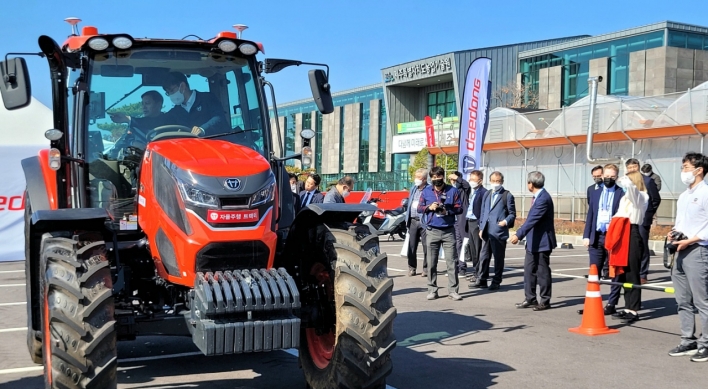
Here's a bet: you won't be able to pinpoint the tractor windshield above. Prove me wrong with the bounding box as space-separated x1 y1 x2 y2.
85 48 266 162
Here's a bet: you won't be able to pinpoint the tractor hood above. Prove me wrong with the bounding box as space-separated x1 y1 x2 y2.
148 138 270 176
147 138 274 198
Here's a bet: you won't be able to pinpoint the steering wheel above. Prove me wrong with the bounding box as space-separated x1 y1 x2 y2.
146 125 198 142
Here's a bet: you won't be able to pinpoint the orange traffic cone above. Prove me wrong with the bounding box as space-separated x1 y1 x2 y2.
568 265 619 336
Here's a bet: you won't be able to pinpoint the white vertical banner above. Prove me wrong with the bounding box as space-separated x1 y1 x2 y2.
0 146 43 261
458 57 492 179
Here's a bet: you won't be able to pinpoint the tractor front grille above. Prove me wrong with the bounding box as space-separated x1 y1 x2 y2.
196 241 270 273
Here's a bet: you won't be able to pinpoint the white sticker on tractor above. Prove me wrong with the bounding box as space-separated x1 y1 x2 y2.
138 195 146 207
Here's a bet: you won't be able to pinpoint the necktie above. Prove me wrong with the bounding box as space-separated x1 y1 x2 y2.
302 192 311 207
531 196 535 206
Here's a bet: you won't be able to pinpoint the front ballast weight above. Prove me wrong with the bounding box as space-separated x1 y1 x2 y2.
189 268 301 356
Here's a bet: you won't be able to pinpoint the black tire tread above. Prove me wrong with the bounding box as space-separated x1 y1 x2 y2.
300 224 396 389
40 232 117 389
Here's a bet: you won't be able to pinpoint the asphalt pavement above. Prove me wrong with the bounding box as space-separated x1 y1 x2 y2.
0 238 704 388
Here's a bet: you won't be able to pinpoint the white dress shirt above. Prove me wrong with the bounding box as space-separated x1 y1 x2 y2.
675 179 708 245
182 89 197 112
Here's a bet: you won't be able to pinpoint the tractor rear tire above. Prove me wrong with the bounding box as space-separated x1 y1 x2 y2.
39 231 117 389
300 224 396 389
23 192 43 364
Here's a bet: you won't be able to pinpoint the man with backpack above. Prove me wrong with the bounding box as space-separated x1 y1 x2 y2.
470 171 517 290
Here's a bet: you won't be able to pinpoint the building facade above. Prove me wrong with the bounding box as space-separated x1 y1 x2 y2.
271 21 708 221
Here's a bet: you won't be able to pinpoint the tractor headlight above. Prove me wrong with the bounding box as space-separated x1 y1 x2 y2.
176 178 220 209
87 37 109 51
250 175 276 207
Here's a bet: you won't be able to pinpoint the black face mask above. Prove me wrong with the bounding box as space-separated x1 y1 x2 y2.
594 177 603 185
432 179 444 187
603 177 616 188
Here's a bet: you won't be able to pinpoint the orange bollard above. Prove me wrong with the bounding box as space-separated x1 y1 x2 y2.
568 264 619 336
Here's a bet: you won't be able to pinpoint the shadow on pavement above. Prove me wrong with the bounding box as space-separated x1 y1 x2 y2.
388 311 514 389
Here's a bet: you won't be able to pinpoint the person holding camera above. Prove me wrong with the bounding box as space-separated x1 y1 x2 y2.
471 171 516 290
417 166 463 301
667 153 708 362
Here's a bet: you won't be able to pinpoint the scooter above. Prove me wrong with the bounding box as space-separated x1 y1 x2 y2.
356 189 386 228
376 198 408 241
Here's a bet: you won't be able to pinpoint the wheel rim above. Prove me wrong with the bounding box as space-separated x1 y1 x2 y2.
306 328 335 369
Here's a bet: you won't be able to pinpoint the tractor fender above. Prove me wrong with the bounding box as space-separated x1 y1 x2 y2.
274 203 376 270
21 152 57 211
30 208 110 233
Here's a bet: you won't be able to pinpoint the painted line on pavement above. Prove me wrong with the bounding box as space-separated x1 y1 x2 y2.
0 284 25 288
388 268 406 272
0 327 27 333
0 366 42 375
0 302 25 307
0 270 23 274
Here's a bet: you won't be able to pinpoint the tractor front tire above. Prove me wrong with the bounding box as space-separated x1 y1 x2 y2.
300 224 396 389
39 231 117 389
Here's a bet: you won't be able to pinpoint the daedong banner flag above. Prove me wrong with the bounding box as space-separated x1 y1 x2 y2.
458 57 491 178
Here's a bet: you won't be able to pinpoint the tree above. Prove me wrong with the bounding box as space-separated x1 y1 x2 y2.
285 166 317 182
492 81 538 109
408 148 459 181
97 102 144 141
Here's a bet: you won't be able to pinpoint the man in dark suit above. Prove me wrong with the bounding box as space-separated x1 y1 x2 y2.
471 171 516 290
299 174 323 210
511 171 557 311
580 163 624 315
587 165 604 205
161 72 229 136
449 170 471 276
464 170 485 282
406 168 430 277
626 159 661 283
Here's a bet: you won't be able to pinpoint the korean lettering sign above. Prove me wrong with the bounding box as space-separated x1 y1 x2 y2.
384 57 452 84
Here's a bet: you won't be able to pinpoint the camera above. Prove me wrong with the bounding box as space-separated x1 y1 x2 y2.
669 230 688 242
434 193 447 214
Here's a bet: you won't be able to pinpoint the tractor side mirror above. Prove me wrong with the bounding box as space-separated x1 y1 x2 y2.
89 92 106 120
0 57 32 110
309 69 333 114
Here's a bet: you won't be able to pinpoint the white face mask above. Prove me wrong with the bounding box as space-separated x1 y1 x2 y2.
342 190 350 198
470 181 479 189
168 85 185 105
490 183 501 191
414 179 423 186
681 171 697 186
641 172 651 177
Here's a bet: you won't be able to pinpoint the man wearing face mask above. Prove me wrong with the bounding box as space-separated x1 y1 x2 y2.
471 171 516 290
324 176 354 204
417 167 463 301
161 72 229 136
580 163 624 315
641 163 662 191
626 158 661 284
464 170 486 282
406 168 430 277
587 165 604 205
448 170 472 276
667 153 708 362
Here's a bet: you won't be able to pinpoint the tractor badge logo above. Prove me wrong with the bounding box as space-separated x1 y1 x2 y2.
225 178 241 190
210 213 219 221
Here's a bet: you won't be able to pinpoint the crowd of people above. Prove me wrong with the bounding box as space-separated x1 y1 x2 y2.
402 155 708 363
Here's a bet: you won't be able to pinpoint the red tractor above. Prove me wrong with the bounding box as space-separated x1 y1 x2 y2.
0 19 395 389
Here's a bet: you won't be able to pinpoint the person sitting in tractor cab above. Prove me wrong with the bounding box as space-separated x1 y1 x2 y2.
161 71 229 136
109 90 167 135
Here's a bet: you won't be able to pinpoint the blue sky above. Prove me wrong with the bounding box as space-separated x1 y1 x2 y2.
1 0 706 108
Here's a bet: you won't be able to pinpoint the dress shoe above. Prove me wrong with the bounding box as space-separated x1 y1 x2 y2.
426 292 438 300
489 283 500 291
469 282 488 289
603 304 616 315
448 292 462 301
533 303 551 311
421 271 428 278
408 269 416 277
577 309 584 315
515 300 538 309
621 311 639 323
611 310 628 320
